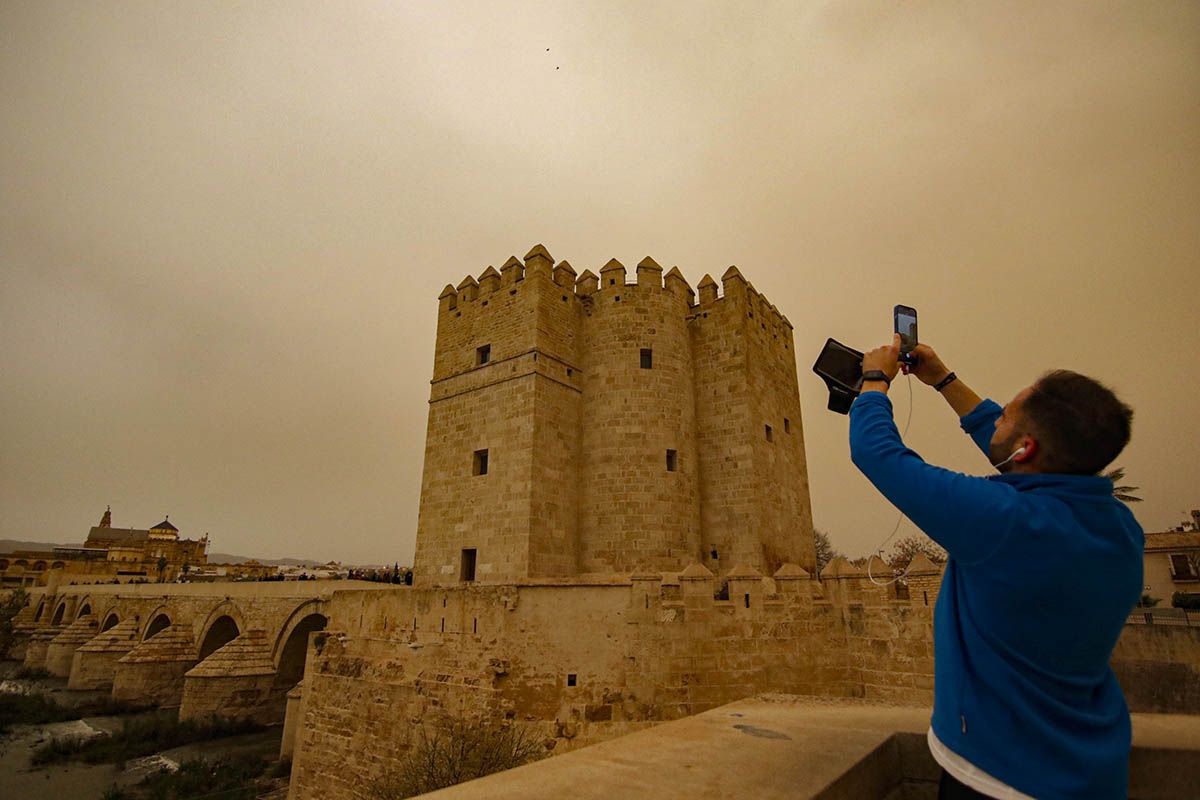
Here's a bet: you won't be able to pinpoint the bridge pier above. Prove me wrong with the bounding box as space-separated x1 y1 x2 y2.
46 615 98 677
69 618 141 690
280 680 305 760
7 605 38 661
113 624 197 707
24 625 65 670
180 630 281 724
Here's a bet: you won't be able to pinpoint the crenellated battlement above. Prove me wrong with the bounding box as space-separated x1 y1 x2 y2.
435 245 789 326
628 558 943 617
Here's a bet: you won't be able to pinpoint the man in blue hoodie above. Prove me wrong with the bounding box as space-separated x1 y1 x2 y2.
849 335 1142 800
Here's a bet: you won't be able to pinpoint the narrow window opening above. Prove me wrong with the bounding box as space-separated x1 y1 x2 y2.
923 591 929 606
461 548 477 582
744 593 750 609
476 344 491 365
765 425 773 442
610 278 616 286
666 449 678 472
442 597 447 608
784 418 791 433
567 368 573 377
640 349 653 369
473 449 489 476
710 548 719 560
413 617 417 630
441 617 445 632
566 673 577 687
645 596 649 609
562 295 568 302
614 295 621 302
473 618 477 634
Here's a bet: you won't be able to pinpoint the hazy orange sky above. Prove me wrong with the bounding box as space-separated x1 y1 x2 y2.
2 2 1197 565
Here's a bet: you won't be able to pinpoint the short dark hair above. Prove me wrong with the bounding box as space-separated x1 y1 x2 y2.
1020 370 1133 475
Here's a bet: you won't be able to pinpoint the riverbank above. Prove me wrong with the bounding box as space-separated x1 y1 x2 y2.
0 660 286 800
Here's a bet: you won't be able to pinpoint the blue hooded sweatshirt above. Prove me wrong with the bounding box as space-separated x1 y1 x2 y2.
849 391 1143 799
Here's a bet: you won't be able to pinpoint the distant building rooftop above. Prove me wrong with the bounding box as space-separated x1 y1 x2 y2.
1145 530 1200 551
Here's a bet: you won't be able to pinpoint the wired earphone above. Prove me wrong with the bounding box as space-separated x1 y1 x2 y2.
864 375 1026 586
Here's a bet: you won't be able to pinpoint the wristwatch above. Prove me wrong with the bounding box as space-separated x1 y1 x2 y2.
861 370 891 385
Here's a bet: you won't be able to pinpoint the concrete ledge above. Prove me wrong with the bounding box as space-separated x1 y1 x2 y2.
417 695 1200 800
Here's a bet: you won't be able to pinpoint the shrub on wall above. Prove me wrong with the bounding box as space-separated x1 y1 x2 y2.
0 588 29 658
371 717 546 799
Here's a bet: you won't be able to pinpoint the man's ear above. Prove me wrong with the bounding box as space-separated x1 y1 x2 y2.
1015 435 1037 463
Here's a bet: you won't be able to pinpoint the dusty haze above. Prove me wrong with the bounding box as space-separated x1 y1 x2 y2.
1 1 1197 565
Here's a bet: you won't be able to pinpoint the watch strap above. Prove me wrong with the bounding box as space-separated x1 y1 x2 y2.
861 370 891 385
934 371 958 391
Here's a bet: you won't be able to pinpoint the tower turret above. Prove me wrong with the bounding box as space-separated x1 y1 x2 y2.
500 256 524 286
524 244 554 282
599 258 626 288
478 266 500 294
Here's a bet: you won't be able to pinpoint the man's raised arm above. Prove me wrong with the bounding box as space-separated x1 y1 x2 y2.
906 343 982 417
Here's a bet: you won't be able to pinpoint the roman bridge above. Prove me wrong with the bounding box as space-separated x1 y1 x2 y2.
11 580 392 723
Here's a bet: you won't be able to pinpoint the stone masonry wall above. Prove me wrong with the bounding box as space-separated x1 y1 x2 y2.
1111 624 1200 714
288 572 937 800
578 266 701 572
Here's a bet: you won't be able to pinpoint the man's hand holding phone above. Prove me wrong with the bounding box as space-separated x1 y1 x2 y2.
860 334 903 393
905 344 952 386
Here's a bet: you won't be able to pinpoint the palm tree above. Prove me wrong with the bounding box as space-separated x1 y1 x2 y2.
1103 466 1143 504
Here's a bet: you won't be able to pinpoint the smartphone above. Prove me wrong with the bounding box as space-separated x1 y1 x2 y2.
894 305 918 365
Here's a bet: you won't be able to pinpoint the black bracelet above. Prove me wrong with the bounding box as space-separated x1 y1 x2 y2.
934 372 958 391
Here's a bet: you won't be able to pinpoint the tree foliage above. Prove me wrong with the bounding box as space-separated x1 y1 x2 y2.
0 588 29 659
886 535 947 568
813 529 842 573
1102 466 1143 504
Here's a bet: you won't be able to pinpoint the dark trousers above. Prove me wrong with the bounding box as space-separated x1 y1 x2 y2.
938 769 996 799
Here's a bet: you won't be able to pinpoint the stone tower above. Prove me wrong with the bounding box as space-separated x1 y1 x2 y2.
412 245 816 584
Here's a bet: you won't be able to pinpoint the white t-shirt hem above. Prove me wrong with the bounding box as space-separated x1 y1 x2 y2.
927 727 1036 800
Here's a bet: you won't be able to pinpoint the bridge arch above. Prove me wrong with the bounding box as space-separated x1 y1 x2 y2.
33 560 47 572
51 599 69 625
100 610 121 632
51 561 65 569
196 602 247 661
76 597 94 620
0 559 8 570
33 599 46 622
271 601 328 691
144 608 173 640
